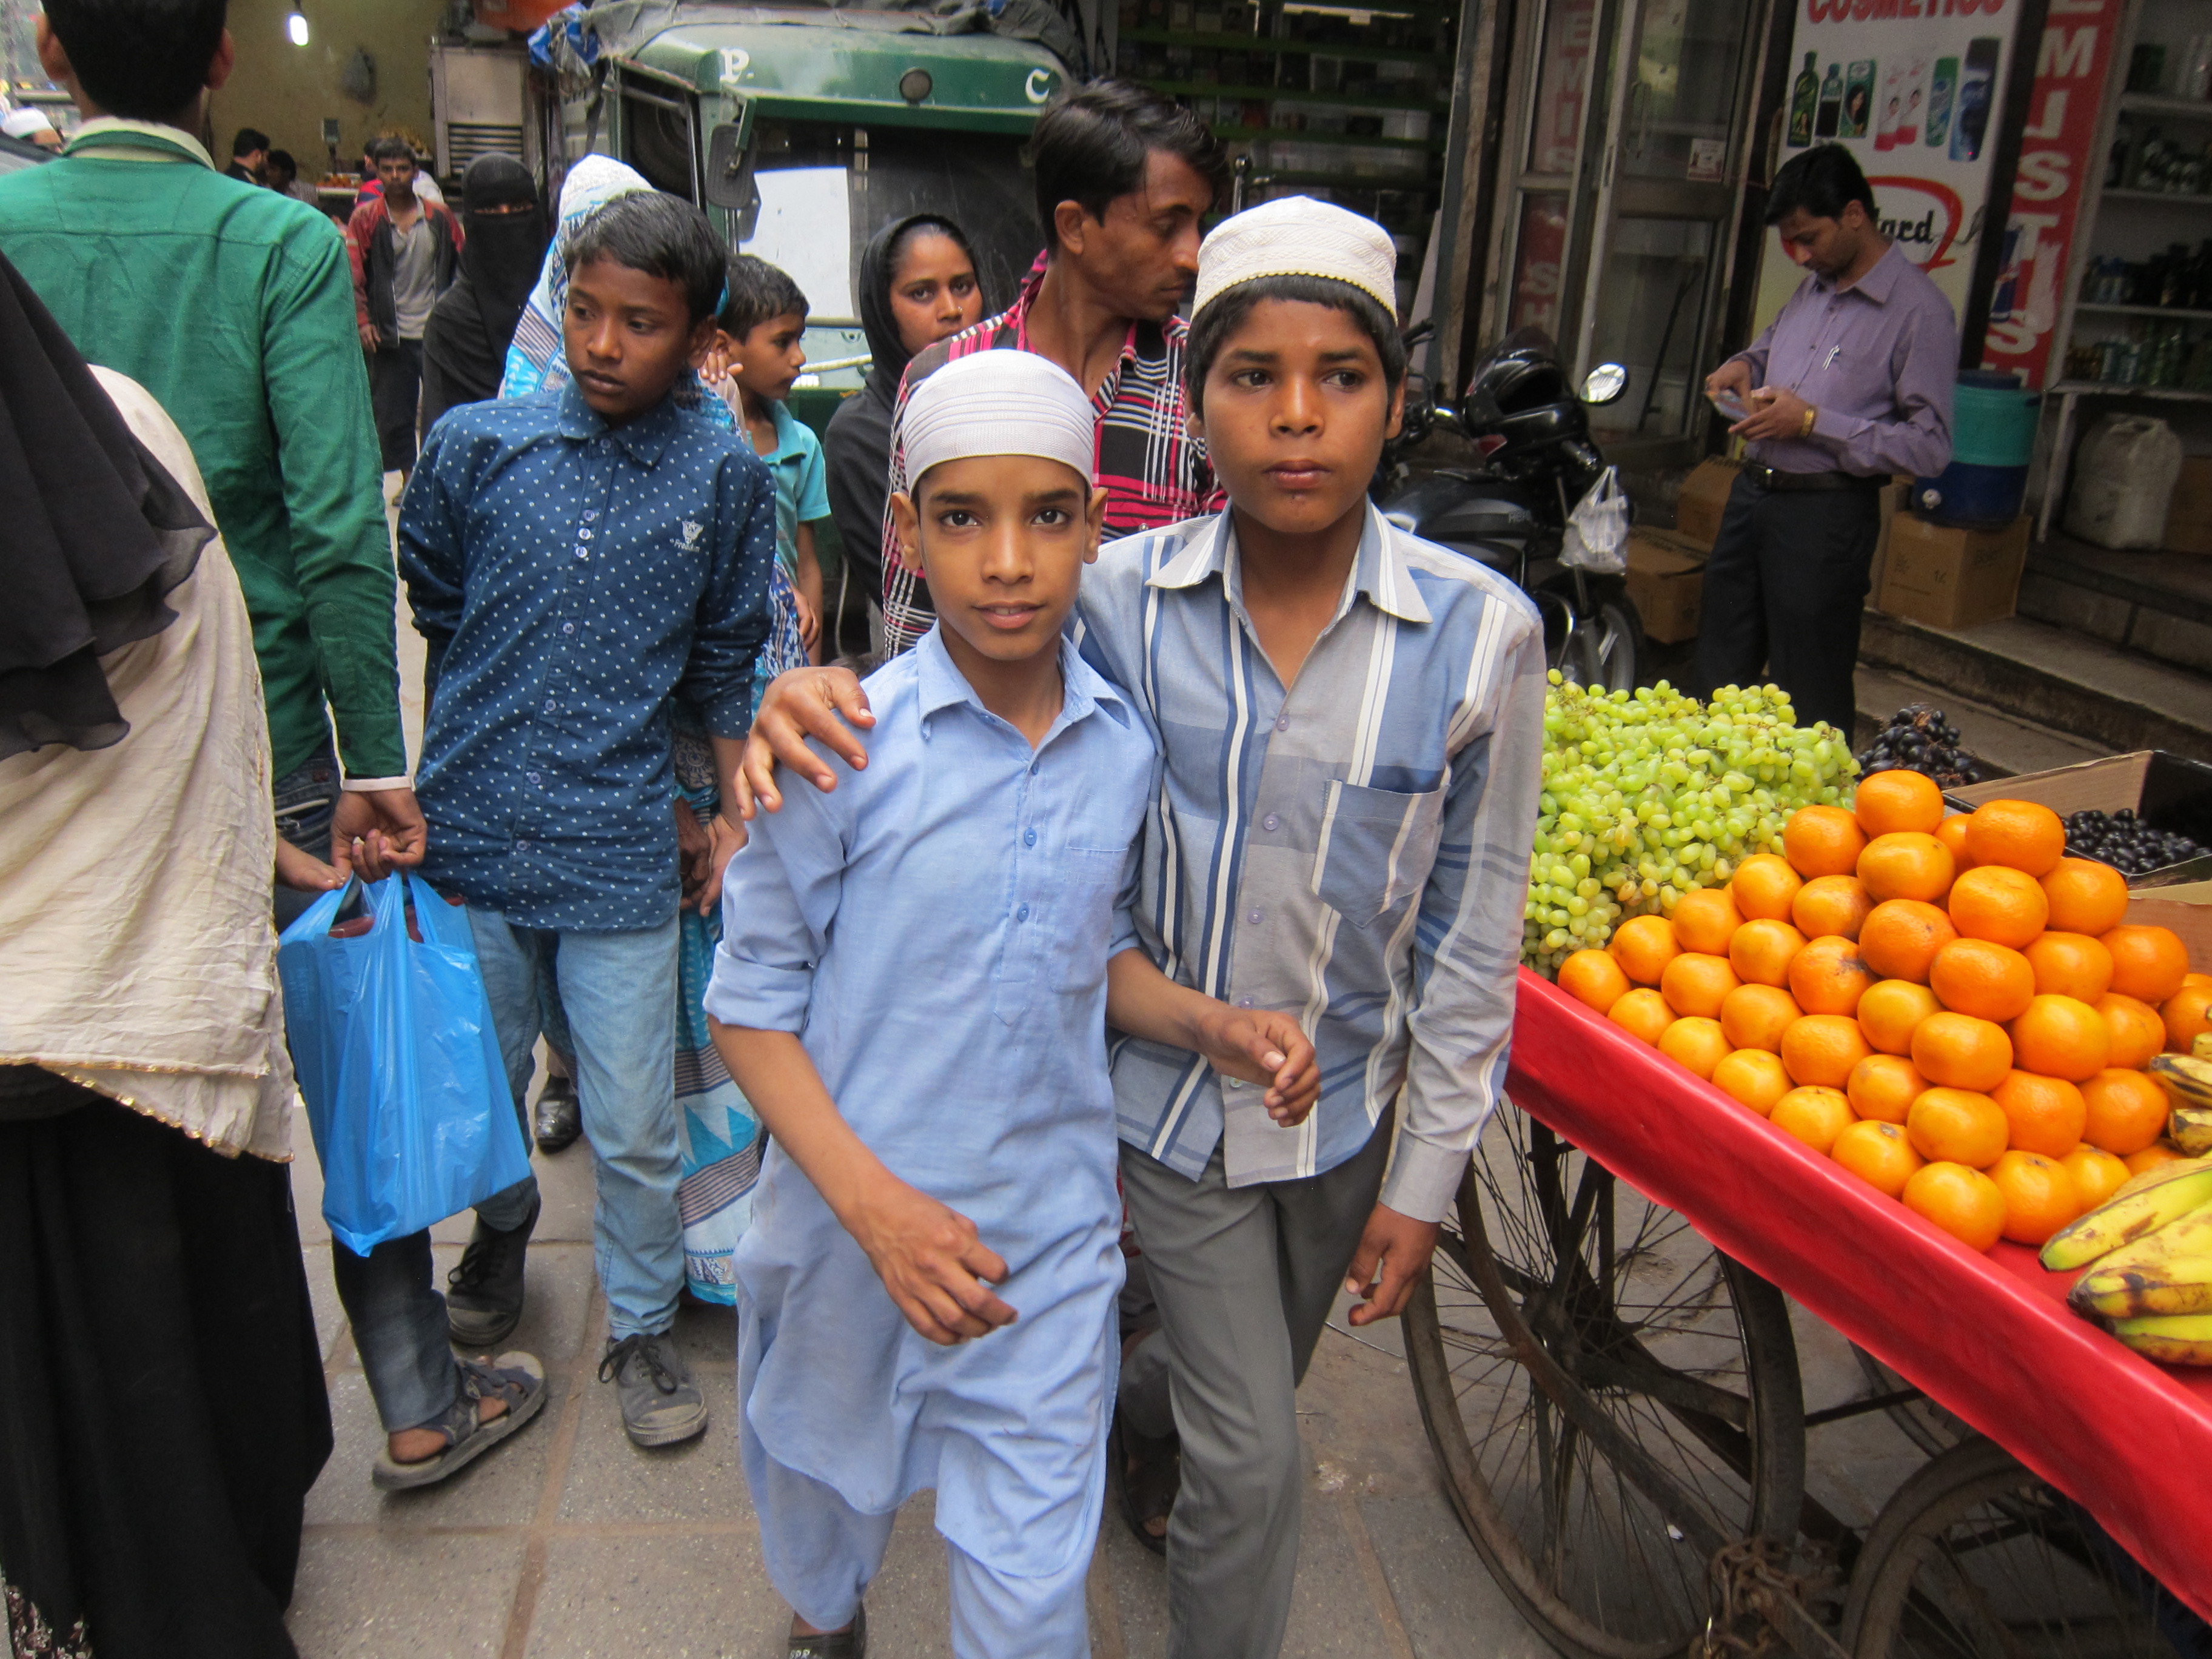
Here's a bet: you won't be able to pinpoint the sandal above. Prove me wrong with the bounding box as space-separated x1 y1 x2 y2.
372 1351 548 1490
1111 1407 1180 1557
787 1604 865 1657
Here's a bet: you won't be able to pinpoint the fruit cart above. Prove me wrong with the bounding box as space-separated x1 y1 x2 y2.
1403 968 2212 1659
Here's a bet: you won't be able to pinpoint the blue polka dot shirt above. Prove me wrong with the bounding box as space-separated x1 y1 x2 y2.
399 383 776 931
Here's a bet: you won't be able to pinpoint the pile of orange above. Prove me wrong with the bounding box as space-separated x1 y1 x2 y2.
1557 769 2202 1256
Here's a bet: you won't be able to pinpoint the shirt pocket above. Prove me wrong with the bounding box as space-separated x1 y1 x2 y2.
1312 781 1446 929
1054 842 1134 991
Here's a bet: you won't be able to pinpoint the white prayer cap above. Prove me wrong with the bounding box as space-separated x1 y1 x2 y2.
1190 196 1399 320
903 350 1096 488
2 107 55 139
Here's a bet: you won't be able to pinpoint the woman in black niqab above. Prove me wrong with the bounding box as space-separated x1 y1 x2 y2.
0 252 210 760
419 153 548 435
823 214 985 628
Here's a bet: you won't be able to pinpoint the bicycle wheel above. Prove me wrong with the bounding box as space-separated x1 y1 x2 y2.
1404 1104 1807 1659
1843 1436 2184 1659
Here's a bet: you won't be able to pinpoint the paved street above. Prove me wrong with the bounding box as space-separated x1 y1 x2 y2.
281 1130 1553 1659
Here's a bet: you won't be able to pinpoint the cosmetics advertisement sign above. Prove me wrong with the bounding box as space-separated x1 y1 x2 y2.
1752 0 2026 331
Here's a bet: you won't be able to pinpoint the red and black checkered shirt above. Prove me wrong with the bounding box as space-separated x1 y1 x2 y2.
880 263 1223 651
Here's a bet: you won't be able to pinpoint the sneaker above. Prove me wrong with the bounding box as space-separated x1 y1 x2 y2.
533 1074 583 1153
446 1191 538 1349
600 1329 708 1447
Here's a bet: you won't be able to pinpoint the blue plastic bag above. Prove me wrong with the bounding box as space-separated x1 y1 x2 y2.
276 873 532 1256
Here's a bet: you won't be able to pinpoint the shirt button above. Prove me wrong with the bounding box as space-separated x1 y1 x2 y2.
1023 828 1037 848
1274 713 1289 732
583 509 600 521
515 838 529 852
542 699 556 714
1237 995 1255 1008
578 527 593 540
526 771 542 786
1247 908 1264 926
1016 903 1031 922
1262 814 1280 832
1225 1077 1244 1090
574 547 588 560
563 622 576 635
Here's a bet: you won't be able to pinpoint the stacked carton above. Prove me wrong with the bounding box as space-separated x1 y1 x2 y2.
1623 458 1739 644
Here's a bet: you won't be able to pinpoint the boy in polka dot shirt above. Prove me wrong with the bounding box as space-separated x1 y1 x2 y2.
391 192 776 1459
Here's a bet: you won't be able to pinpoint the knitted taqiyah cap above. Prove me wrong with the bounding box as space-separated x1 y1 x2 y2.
903 350 1096 486
1191 196 1399 320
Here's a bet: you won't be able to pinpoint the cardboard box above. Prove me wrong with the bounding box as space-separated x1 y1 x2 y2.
1674 457 1744 549
1865 479 1908 602
1875 511 2029 631
2128 881 2212 963
2165 457 2212 555
1946 749 2212 886
1624 528 1708 644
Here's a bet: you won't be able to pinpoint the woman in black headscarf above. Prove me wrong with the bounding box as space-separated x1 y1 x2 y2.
823 215 985 635
418 153 547 437
0 252 332 1658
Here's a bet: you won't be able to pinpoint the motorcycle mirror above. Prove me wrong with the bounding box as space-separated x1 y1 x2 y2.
1580 363 1628 406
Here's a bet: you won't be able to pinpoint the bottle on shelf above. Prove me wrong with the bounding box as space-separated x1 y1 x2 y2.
1951 38 1999 163
1926 55 1957 147
1816 61 1843 138
1788 51 1817 147
1842 61 1874 138
1899 57 1925 147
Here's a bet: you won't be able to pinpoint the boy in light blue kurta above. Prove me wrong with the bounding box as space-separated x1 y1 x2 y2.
705 351 1318 1659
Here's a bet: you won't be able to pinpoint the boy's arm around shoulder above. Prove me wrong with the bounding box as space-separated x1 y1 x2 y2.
703 728 1018 1347
1391 595 1550 1224
701 731 861 1036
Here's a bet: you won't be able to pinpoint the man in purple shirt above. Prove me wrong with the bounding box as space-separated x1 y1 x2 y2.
1698 144 1955 733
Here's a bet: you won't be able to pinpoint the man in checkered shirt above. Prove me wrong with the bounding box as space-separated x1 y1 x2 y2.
879 81 1228 650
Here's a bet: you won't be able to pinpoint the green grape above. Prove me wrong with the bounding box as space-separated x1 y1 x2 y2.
1523 677 1859 974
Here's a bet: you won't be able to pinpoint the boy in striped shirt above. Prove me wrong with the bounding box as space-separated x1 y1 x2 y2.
737 198 1547 1659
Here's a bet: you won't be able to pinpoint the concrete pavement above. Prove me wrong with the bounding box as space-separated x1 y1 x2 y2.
281 1128 1550 1658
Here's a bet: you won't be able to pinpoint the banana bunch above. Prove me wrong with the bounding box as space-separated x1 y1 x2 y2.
2043 1156 2212 1362
2153 1051 2212 1157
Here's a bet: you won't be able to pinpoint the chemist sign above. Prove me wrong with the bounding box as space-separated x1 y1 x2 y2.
1981 0 2125 387
1752 0 2027 332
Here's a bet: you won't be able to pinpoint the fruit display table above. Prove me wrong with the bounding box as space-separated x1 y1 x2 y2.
1503 966 2212 1624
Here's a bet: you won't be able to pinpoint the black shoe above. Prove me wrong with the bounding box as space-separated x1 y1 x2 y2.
533 1074 582 1153
600 1329 709 1447
446 1191 538 1349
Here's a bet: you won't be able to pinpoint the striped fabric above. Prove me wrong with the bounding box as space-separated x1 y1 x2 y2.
1073 505 1549 1224
880 264 1223 652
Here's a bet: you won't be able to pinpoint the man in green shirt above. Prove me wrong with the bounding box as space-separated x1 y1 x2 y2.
0 0 426 891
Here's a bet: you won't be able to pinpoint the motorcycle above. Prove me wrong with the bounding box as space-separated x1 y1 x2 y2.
1376 327 1643 692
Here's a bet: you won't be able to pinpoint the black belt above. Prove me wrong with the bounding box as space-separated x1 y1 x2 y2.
1741 462 1884 493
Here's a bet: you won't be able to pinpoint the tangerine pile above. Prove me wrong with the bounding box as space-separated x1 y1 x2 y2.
1557 769 2201 1256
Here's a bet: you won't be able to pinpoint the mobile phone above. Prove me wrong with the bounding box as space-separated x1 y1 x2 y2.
1708 389 1749 423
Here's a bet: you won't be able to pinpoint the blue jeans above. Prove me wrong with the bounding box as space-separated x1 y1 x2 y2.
331 1103 537 1434
468 908 684 1342
271 742 339 931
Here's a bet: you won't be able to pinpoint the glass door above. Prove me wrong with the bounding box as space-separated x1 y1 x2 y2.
1487 0 1765 450
1575 0 1761 446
